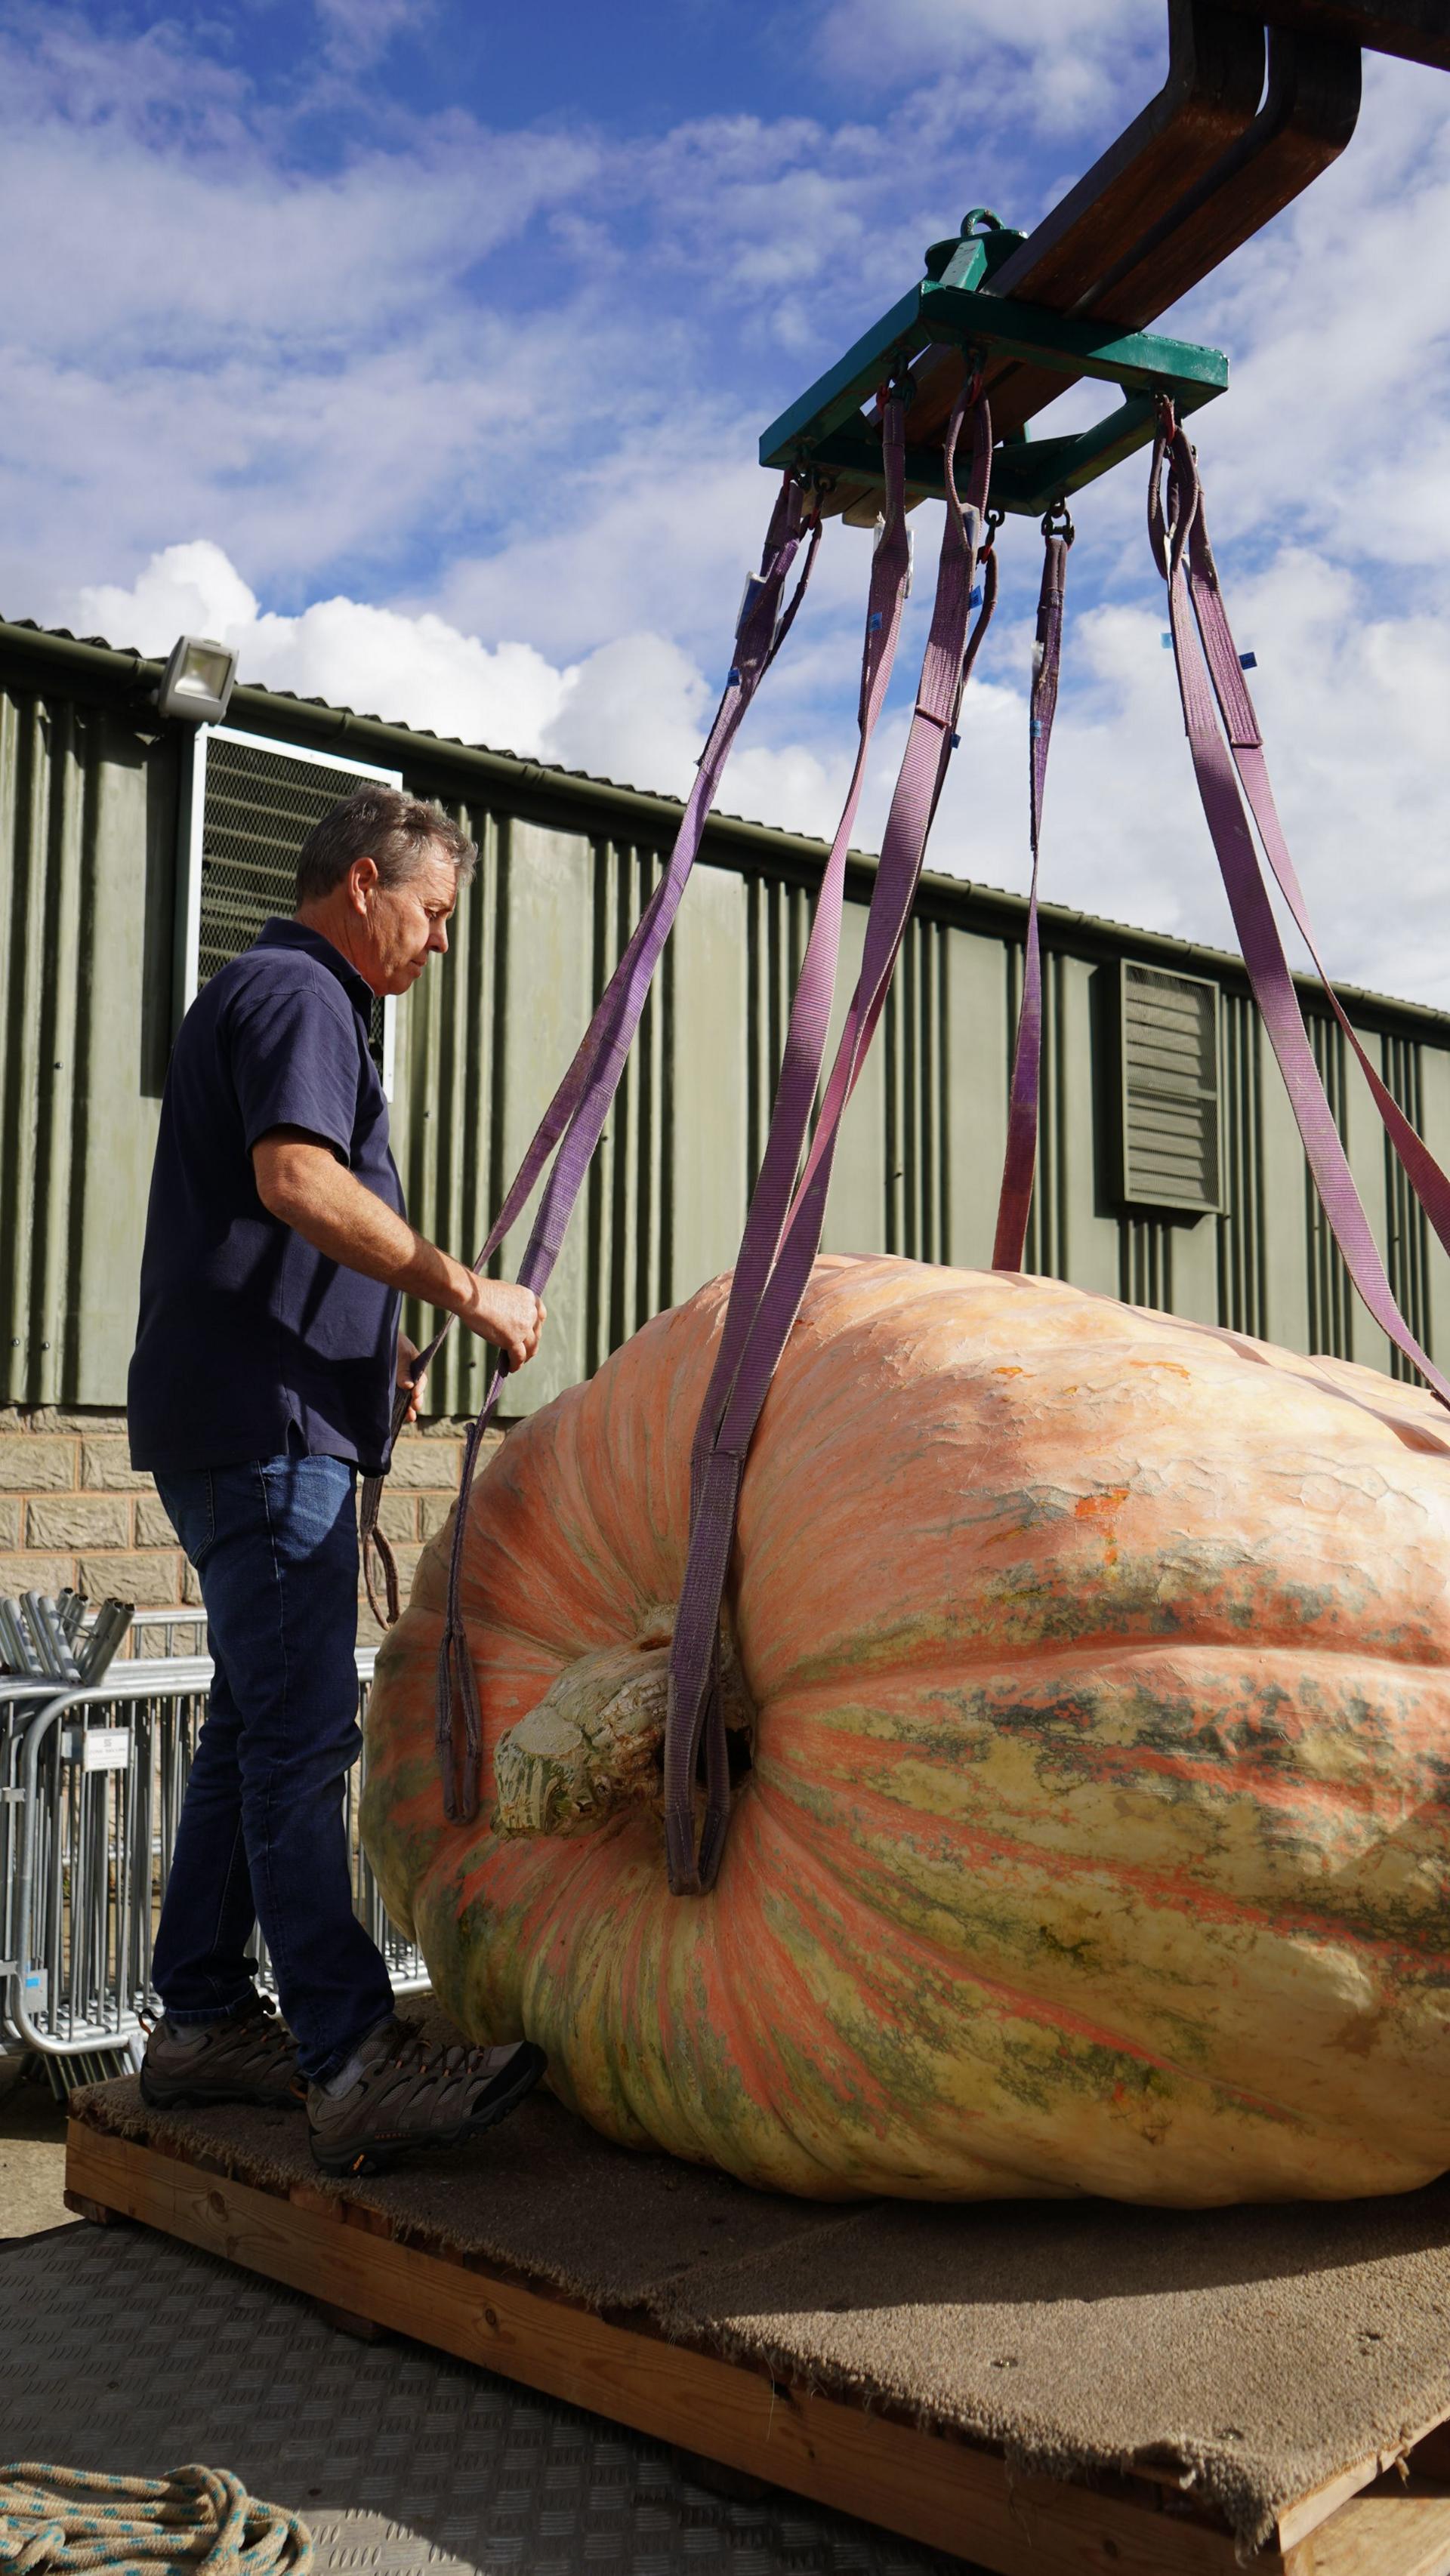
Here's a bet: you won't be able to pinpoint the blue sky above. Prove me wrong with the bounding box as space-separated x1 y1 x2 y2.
4 2 1450 1000
226 0 803 132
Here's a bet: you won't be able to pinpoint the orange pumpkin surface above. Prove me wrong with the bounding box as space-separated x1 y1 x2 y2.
361 1256 1450 2204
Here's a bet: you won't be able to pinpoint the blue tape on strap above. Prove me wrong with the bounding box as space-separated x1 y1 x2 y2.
1239 650 1257 670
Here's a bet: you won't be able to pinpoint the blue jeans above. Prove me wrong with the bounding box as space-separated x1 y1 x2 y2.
152 1454 394 2082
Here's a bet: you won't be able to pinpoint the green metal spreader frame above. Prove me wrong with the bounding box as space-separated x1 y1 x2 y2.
759 218 1229 519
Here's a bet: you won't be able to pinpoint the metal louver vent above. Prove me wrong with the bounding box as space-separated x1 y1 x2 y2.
1118 960 1221 1213
177 724 402 1085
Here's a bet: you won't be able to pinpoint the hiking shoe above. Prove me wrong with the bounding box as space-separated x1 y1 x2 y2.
140 1992 301 2111
307 2015 547 2177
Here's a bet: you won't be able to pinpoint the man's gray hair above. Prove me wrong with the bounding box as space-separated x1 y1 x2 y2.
295 786 477 904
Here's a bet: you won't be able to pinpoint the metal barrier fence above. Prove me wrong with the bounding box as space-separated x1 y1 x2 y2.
1 1629 428 2064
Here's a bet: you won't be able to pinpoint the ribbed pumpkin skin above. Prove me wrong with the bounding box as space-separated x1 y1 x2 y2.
362 1256 1450 2205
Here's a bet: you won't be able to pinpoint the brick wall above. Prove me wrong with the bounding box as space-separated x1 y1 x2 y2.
0 1407 500 1648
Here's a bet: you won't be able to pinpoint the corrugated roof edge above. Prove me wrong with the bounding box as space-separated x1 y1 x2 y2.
2 612 1445 1037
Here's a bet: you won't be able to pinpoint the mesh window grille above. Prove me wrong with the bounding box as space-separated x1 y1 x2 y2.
195 731 395 1072
1304 1013 1353 1360
1382 1030 1430 1383
1216 988 1266 1338
1118 960 1222 1213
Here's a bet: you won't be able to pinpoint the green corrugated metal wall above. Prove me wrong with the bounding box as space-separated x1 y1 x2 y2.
0 685 179 1404
3 628 1450 1421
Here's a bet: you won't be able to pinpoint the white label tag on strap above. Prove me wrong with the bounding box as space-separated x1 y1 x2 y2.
735 570 770 638
871 516 913 597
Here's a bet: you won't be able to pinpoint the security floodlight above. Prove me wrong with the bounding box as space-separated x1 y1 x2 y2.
156 634 238 726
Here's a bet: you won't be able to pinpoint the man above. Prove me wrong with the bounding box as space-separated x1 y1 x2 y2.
128 785 548 2176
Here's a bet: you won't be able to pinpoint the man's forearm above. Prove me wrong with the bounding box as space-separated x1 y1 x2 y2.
252 1130 545 1370
255 1137 477 1317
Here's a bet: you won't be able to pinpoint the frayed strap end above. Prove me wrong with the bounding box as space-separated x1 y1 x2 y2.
362 1524 401 1631
436 1619 483 1825
665 1805 703 1898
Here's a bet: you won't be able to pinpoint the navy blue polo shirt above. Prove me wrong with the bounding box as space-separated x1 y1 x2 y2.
128 919 404 1476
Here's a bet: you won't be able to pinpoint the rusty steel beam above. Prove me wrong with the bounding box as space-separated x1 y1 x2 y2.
960 23 1361 464
831 2 1265 521
829 2 1364 524
1220 0 1450 68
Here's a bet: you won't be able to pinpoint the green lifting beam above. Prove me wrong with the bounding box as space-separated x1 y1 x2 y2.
758 213 1229 519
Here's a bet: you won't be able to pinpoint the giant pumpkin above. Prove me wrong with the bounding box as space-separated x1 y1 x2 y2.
362 1256 1450 2205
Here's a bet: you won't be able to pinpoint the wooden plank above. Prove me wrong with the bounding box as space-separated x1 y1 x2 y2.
1282 2474 1450 2576
312 2299 388 2342
63 2187 130 2227
1279 2460 1410 2553
66 2120 1251 2576
1410 2427 1450 2482
1276 2408 1450 2552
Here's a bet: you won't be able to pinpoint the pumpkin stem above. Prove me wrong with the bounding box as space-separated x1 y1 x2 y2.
492 1606 753 1840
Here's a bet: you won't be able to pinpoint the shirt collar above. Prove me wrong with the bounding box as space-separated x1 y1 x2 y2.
256 917 377 1018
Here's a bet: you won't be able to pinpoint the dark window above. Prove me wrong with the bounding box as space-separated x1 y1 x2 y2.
187 728 398 1079
1118 960 1221 1213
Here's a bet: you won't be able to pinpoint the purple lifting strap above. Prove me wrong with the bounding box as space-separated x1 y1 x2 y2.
1152 415 1450 1412
682 403 914 1551
376 471 820 1822
360 476 820 1635
777 424 999 1238
992 521 1071 1273
662 381 997 1897
1179 485 1450 1271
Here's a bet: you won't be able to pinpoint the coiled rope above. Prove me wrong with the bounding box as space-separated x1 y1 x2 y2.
0 2464 313 2576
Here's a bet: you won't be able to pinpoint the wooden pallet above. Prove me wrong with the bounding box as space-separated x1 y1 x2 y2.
65 2115 1450 2576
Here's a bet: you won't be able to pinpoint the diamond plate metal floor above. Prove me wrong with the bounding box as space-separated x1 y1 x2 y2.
0 2220 976 2576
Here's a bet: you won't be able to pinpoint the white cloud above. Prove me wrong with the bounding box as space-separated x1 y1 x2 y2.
0 101 597 364
68 543 742 794
728 735 858 840
0 307 635 607
0 17 1034 625
76 543 259 657
12 4 1450 1026
72 541 571 753
924 537 1450 1012
1158 55 1450 564
433 429 788 664
815 0 1162 134
545 633 712 791
62 529 915 840
67 505 1450 1019
313 0 430 68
